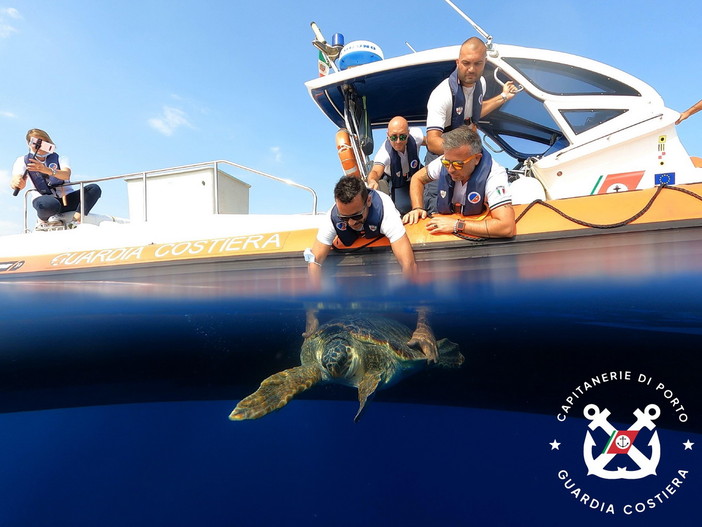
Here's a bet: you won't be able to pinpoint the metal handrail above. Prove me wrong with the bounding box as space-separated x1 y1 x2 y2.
21 159 318 232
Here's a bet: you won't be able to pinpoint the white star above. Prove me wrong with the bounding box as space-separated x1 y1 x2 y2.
550 439 561 450
683 440 694 450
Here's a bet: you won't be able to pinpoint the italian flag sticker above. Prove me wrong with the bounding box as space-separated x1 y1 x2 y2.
602 430 639 455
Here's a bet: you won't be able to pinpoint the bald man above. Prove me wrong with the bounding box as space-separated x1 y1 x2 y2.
426 37 519 156
366 116 426 215
423 37 518 211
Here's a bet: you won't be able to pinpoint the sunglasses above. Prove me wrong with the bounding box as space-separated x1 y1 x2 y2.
337 204 367 222
388 134 408 142
440 153 480 170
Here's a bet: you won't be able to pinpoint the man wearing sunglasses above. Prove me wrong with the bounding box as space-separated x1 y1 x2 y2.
307 176 416 279
402 126 515 239
366 116 426 215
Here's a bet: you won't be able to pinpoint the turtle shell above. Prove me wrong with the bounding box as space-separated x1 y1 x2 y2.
302 314 428 365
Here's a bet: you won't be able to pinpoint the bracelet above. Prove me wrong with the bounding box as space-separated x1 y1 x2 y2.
50 167 56 176
484 219 490 238
411 207 425 212
500 93 508 102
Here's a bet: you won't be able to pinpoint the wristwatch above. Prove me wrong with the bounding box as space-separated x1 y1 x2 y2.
50 167 57 176
303 248 321 267
453 220 465 234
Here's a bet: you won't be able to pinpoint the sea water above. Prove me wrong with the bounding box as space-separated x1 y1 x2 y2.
0 257 700 526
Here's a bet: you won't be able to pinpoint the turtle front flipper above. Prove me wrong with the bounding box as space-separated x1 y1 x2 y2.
229 366 322 421
354 372 382 423
435 338 464 368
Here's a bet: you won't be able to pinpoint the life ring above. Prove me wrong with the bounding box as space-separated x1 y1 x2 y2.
336 128 361 178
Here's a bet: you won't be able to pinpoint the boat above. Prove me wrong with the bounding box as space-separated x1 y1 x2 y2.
2 9 700 524
1 11 702 288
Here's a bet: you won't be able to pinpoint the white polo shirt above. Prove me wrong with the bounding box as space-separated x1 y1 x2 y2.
317 190 407 245
426 77 487 132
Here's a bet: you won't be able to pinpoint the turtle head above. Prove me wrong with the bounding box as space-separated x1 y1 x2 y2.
321 337 356 379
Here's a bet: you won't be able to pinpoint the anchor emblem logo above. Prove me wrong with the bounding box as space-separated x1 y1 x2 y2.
582 403 661 480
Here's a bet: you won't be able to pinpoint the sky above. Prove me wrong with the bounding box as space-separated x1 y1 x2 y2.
1 0 701 236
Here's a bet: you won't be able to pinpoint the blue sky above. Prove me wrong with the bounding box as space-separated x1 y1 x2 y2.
1 0 701 235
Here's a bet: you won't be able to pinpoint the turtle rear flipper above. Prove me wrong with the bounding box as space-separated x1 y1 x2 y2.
229 366 322 421
354 372 382 423
435 339 464 368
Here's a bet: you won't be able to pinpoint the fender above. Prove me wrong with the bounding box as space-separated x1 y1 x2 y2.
336 128 361 178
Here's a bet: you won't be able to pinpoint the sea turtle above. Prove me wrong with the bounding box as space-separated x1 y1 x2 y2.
229 314 463 422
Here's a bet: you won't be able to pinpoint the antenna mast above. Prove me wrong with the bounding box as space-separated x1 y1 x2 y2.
442 0 493 49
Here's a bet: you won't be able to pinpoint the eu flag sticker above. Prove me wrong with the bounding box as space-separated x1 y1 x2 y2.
655 172 675 185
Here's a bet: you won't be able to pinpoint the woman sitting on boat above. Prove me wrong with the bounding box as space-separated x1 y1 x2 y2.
10 128 102 229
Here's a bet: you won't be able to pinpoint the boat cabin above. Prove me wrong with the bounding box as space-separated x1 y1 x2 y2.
305 42 701 203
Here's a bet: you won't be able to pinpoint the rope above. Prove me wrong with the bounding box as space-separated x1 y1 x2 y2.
457 184 702 241
333 185 702 249
515 184 702 229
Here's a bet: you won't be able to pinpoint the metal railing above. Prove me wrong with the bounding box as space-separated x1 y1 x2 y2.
21 159 318 232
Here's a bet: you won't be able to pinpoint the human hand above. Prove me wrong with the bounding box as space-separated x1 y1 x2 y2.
10 173 26 190
27 158 48 174
502 81 519 100
676 111 690 125
302 308 319 338
402 208 427 224
367 179 379 190
425 216 457 235
407 319 438 364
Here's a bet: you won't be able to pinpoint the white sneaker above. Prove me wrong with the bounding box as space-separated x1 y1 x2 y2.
36 217 66 231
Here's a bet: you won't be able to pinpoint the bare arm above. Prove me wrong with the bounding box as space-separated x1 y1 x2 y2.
366 164 386 190
676 99 702 125
407 306 438 363
426 129 444 155
389 233 417 278
480 81 519 118
425 203 516 238
25 158 71 181
307 239 332 287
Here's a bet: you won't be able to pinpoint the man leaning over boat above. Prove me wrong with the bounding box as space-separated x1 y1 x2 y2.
366 116 425 216
306 175 416 280
402 126 515 239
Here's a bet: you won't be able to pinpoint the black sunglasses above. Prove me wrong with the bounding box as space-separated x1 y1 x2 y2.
337 204 367 222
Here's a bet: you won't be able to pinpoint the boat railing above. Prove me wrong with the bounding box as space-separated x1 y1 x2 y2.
21 159 318 232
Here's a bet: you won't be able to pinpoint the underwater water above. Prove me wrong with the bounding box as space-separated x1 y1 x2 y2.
0 250 701 526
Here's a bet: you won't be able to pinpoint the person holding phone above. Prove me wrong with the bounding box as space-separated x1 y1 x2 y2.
10 128 101 229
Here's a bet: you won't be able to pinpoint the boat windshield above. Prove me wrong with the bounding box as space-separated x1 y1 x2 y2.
502 57 641 97
480 63 566 161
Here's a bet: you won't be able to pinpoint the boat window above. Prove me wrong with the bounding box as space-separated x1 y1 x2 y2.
503 58 641 96
479 88 569 159
560 109 629 134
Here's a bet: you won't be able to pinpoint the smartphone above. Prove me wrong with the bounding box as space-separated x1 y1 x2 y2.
29 136 56 154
